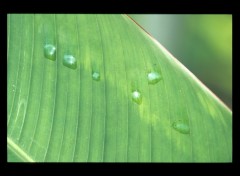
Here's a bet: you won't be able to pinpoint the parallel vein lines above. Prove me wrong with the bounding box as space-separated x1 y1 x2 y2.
119 15 129 161
87 35 93 162
147 38 173 162
140 50 151 161
107 15 118 162
172 68 194 161
150 43 176 162
169 58 194 161
126 17 151 161
205 91 229 161
29 27 46 159
43 14 58 161
187 79 211 161
72 15 81 162
114 72 118 162
24 15 38 153
202 107 212 161
56 15 70 161
162 79 172 162
204 98 219 161
150 45 173 161
204 91 216 161
8 15 23 127
136 36 152 162
29 62 45 159
181 88 194 161
121 17 140 162
95 15 107 162
58 80 69 162
218 107 231 159
18 15 35 141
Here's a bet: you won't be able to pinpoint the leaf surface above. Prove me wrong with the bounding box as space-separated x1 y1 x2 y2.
7 14 232 162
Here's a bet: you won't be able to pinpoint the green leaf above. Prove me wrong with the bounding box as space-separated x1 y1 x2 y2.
7 14 232 162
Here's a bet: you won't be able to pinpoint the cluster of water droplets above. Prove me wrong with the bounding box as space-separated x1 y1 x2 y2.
44 44 78 70
44 44 101 81
44 44 189 134
131 71 162 106
44 44 164 105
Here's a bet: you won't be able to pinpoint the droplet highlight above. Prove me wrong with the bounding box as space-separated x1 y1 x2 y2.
63 54 77 70
132 90 142 105
172 120 190 134
44 44 56 61
147 71 161 84
92 72 100 81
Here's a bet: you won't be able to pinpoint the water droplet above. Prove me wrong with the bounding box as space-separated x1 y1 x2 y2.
63 54 77 70
132 90 142 105
147 72 161 84
92 72 100 81
172 120 190 134
44 44 56 61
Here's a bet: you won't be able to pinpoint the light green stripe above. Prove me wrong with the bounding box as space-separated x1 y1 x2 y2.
8 137 34 162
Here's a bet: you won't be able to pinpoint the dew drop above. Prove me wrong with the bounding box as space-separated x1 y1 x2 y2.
92 72 100 81
63 54 77 70
147 71 161 84
132 90 142 105
44 44 56 61
172 120 190 134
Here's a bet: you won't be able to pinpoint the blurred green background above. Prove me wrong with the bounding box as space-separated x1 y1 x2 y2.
130 15 232 109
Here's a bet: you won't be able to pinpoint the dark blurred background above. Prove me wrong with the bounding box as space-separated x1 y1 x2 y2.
130 15 232 109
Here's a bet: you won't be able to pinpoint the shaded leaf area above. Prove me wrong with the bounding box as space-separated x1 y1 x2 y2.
7 14 232 162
